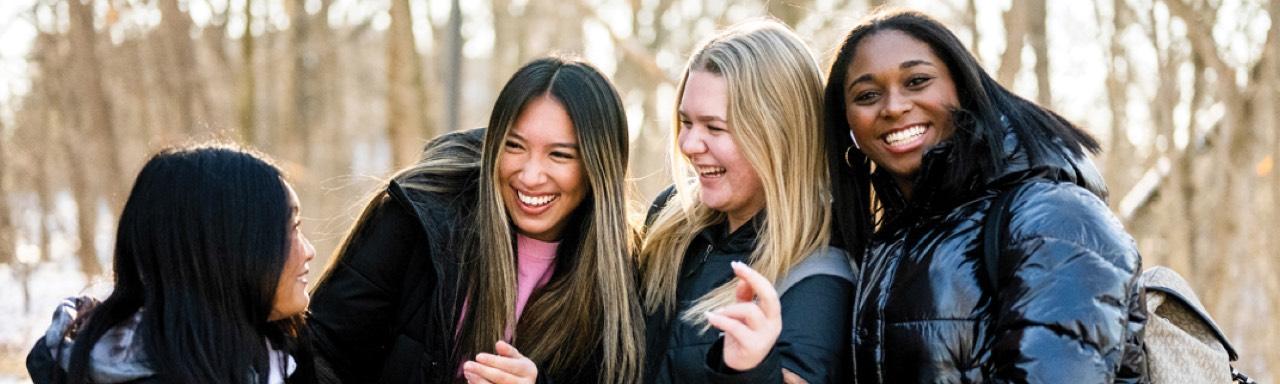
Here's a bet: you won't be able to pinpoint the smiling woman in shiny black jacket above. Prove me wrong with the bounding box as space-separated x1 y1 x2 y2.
306 56 643 384
824 9 1147 383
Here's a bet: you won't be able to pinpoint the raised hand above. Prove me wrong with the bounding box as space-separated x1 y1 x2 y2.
704 261 783 371
462 340 538 384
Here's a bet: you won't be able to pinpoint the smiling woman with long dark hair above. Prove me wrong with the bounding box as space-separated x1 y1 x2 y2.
306 55 643 384
824 8 1147 383
26 144 317 384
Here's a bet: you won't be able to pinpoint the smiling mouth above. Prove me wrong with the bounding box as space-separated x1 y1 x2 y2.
882 124 928 147
696 165 727 178
517 190 559 207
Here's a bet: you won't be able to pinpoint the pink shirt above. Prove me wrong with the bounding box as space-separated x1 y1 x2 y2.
457 235 559 342
512 234 558 326
455 235 559 377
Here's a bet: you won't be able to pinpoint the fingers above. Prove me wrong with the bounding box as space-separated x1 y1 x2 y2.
494 340 522 358
730 261 781 319
463 341 536 384
463 361 519 384
704 310 754 342
713 302 768 330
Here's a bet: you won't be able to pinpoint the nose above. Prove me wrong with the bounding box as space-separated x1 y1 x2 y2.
302 233 316 261
515 155 549 186
881 89 912 119
678 126 707 156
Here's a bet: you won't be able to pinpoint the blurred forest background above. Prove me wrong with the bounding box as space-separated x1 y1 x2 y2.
0 0 1277 380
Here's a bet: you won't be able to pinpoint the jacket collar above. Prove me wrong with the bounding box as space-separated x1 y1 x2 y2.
874 118 1109 224
697 212 764 254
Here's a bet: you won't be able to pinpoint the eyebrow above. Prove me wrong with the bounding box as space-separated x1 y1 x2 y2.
677 110 727 123
847 60 938 91
508 131 579 150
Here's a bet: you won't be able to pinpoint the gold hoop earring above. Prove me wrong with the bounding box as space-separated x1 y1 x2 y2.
844 145 856 168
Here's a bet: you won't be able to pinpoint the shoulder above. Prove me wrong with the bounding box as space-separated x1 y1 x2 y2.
777 247 857 297
26 298 85 383
1003 180 1139 269
644 185 678 229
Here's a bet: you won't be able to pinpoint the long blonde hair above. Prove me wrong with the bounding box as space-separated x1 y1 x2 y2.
638 20 831 326
320 57 643 383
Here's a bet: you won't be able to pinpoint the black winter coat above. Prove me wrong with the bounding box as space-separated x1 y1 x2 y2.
307 129 598 384
642 189 855 384
850 130 1147 383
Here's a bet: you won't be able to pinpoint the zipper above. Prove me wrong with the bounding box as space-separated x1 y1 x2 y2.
684 243 714 277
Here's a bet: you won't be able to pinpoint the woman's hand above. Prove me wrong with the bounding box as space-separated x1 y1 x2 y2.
705 261 783 371
463 341 538 384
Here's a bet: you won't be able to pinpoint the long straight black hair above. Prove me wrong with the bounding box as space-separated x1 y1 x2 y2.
823 8 1101 262
59 144 308 383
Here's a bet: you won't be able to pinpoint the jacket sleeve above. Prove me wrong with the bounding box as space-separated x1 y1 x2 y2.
26 337 56 384
307 191 432 383
988 182 1145 383
703 275 855 383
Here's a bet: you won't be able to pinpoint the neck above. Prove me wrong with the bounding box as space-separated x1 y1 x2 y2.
727 207 761 233
894 175 915 201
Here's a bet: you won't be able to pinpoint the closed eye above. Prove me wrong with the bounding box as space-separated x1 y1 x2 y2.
906 75 933 88
852 90 880 105
504 140 524 152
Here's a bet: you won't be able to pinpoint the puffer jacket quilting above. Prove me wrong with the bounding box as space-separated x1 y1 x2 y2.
850 128 1147 383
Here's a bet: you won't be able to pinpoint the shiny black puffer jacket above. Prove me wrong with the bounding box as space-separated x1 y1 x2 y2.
851 130 1147 383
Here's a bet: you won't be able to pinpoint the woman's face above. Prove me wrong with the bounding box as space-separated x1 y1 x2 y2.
678 70 765 228
269 183 315 321
843 30 959 185
498 96 588 241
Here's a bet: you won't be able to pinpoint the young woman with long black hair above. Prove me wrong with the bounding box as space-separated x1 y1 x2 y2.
824 8 1147 382
26 144 317 384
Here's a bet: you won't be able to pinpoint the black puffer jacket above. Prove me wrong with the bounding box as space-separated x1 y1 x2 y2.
850 129 1147 383
643 188 855 383
308 128 599 383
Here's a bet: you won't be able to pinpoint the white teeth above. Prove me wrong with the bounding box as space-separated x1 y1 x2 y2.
884 125 927 146
517 191 558 207
696 166 727 177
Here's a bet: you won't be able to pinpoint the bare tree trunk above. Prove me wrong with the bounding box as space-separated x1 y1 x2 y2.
34 32 61 263
0 118 13 266
159 0 204 135
445 0 463 132
1166 0 1247 308
1100 0 1134 202
239 0 257 143
1027 0 1050 106
997 0 1028 87
277 0 303 164
36 126 54 263
1174 54 1207 274
491 0 515 96
126 39 162 142
965 0 980 58
68 0 126 211
387 0 427 167
555 2 584 53
65 131 102 279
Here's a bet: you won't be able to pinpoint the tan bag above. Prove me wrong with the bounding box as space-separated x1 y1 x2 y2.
1140 267 1253 384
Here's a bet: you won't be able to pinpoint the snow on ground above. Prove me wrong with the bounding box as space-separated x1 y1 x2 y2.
0 192 114 382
